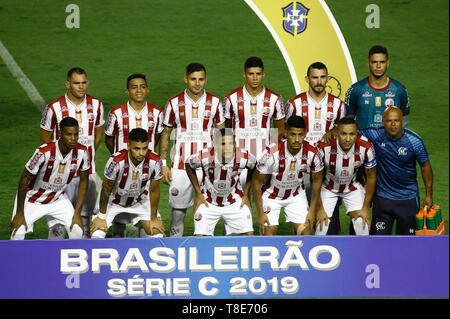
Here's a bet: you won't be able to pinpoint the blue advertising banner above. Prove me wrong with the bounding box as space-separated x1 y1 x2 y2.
0 236 448 299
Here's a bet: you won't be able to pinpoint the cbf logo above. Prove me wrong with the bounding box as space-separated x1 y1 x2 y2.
282 2 309 36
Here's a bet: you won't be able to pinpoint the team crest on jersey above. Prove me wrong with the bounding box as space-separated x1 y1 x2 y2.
282 2 309 36
128 182 137 190
300 164 307 172
61 105 68 112
148 121 155 128
122 112 129 118
398 147 408 156
217 182 227 190
88 113 95 122
262 106 270 116
326 112 334 121
178 101 185 107
204 110 211 119
205 100 212 107
340 170 350 177
264 97 270 104
385 98 395 107
141 173 149 181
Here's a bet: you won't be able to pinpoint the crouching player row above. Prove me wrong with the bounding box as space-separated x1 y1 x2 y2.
253 116 377 236
90 128 164 238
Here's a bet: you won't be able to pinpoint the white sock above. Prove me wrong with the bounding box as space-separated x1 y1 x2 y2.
170 208 186 237
352 217 369 235
68 224 83 239
315 219 330 235
11 225 27 240
91 230 107 238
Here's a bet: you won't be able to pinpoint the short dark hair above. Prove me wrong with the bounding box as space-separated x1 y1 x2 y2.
129 128 148 143
244 56 264 71
286 116 306 129
126 73 147 88
67 67 87 80
186 63 206 75
337 116 357 127
368 45 389 58
60 117 79 131
307 62 328 76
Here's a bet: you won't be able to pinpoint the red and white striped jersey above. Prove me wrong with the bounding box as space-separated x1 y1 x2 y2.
317 135 377 194
25 142 90 204
163 90 225 169
223 86 285 160
105 101 164 153
104 149 162 207
256 140 323 200
187 147 256 207
40 94 105 174
286 92 346 145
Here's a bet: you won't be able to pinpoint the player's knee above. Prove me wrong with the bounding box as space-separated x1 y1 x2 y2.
352 217 369 235
91 229 107 238
68 224 83 239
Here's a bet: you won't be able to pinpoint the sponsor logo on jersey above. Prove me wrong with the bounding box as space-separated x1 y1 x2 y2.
385 91 395 98
375 221 386 231
385 98 395 107
362 91 372 98
282 2 309 36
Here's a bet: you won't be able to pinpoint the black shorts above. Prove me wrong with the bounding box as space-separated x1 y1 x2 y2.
371 195 419 235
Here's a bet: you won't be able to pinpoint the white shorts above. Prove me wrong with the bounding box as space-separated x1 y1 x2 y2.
194 198 253 236
169 168 202 209
65 173 98 216
105 197 156 228
12 194 75 233
321 186 365 217
263 191 309 226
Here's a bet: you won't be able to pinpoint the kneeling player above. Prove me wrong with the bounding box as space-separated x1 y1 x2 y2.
90 128 164 238
185 128 255 236
252 116 327 235
315 117 377 235
10 117 88 240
